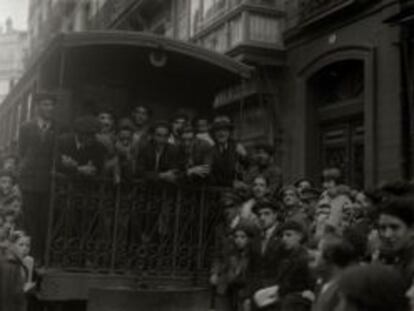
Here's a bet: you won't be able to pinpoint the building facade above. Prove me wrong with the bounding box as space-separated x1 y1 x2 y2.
25 0 410 187
0 18 27 104
284 0 403 187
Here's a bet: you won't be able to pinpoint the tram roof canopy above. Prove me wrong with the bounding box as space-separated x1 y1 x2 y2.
23 31 253 100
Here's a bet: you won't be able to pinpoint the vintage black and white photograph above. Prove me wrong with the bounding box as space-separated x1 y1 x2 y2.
0 0 414 310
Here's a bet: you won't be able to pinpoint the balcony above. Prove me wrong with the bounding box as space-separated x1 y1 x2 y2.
88 0 138 29
286 0 374 29
191 0 285 64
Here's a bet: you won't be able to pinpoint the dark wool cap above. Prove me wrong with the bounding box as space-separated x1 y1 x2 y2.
300 188 322 201
279 185 300 198
280 220 306 235
219 191 242 208
252 199 280 215
322 167 342 181
379 197 414 226
150 120 171 133
181 125 195 135
254 143 274 156
210 119 234 132
33 91 57 104
74 116 101 134
118 118 135 131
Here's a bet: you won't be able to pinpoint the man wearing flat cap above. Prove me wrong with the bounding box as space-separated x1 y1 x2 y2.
18 91 58 263
57 115 106 177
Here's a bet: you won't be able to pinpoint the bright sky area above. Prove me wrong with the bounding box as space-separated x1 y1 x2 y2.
0 0 28 30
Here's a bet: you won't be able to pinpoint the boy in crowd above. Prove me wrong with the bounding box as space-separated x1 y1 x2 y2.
115 119 136 182
194 116 215 146
376 197 414 283
131 104 152 155
0 170 21 217
1 153 18 174
169 113 189 145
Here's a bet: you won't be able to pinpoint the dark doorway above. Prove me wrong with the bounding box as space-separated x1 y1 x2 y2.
307 59 365 187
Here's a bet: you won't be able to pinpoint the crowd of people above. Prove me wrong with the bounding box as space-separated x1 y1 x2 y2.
1 91 414 311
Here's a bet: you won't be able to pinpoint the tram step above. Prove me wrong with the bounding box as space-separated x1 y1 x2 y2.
87 287 210 311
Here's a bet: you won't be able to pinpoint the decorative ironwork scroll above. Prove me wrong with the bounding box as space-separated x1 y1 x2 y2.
45 176 224 280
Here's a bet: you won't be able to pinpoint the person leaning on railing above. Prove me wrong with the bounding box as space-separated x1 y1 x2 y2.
56 116 106 179
135 121 181 183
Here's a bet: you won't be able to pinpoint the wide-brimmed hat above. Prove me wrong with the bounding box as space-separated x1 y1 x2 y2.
74 116 101 134
210 120 234 132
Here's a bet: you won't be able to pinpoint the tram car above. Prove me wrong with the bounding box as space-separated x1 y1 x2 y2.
0 31 251 309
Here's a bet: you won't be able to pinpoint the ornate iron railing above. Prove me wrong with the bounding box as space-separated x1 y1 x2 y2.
45 176 224 279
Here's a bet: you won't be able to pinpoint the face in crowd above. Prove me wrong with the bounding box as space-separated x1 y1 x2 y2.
255 148 271 167
2 157 17 172
233 229 249 250
37 98 56 120
172 117 187 136
297 179 312 194
11 234 31 259
118 128 133 147
98 112 114 133
181 130 195 149
214 128 230 145
133 106 150 127
282 189 301 208
257 207 277 230
378 213 412 253
252 176 268 200
153 125 170 146
195 119 209 134
281 229 302 250
0 175 13 195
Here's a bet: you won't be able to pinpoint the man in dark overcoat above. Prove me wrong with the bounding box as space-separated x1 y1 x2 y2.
18 92 58 263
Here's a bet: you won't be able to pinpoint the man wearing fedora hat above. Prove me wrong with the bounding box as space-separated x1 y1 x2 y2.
18 91 59 262
210 118 247 187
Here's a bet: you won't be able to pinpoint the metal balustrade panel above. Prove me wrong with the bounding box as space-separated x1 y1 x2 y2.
46 176 223 279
